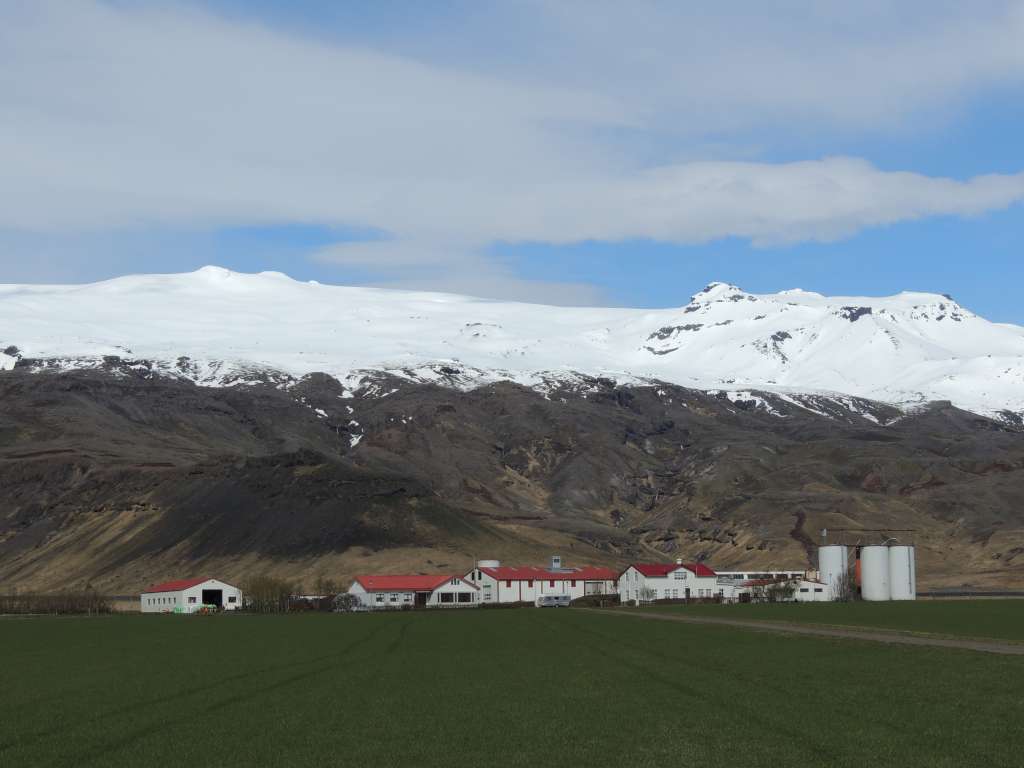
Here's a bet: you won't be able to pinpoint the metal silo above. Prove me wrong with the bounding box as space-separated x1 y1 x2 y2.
860 545 891 601
818 545 848 598
888 545 916 600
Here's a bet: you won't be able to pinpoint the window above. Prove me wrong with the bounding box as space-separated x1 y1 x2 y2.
188 596 197 604
674 571 687 580
570 580 576 587
799 588 809 593
440 592 454 603
527 580 533 587
671 590 678 599
814 588 823 593
375 595 384 603
457 592 471 603
390 594 399 602
549 580 555 588
228 596 236 603
506 580 512 588
450 578 459 586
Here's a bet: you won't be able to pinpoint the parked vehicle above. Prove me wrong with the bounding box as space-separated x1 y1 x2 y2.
535 594 571 608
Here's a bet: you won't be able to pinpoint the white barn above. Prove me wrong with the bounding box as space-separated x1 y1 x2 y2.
463 562 618 605
348 574 479 610
140 577 242 613
618 561 722 603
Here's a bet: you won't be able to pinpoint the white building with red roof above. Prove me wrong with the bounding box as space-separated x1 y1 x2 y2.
347 574 479 610
140 577 242 613
618 560 722 604
463 557 618 605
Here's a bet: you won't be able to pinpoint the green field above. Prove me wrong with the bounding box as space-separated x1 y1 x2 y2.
2 608 1022 767
643 599 1024 643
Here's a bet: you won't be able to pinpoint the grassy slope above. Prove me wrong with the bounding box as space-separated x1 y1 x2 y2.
642 599 1024 643
1 610 1022 768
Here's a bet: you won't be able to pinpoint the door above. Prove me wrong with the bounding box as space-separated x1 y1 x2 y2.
415 592 428 608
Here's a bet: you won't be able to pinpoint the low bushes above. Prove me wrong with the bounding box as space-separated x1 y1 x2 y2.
0 590 111 615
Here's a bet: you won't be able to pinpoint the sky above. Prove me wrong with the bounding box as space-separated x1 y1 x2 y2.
1 1 1023 320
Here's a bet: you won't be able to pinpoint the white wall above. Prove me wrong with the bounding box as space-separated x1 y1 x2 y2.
617 566 723 604
140 578 242 614
347 577 479 610
426 577 479 607
794 581 832 602
466 570 617 605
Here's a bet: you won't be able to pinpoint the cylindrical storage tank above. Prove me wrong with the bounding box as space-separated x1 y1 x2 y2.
818 545 849 597
888 546 916 600
477 559 500 569
860 546 891 601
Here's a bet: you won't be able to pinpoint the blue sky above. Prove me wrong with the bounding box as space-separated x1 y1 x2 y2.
2 1 1023 320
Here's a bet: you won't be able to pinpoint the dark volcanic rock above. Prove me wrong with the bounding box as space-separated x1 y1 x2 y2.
1 369 1023 591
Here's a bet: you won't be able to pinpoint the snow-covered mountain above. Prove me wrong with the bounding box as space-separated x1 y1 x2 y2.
2 266 1023 420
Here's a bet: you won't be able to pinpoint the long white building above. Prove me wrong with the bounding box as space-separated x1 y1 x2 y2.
347 574 480 609
140 577 242 613
463 559 618 605
618 561 723 603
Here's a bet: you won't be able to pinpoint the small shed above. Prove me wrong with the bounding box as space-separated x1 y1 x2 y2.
140 578 242 613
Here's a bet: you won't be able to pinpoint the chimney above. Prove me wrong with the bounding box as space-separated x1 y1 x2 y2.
676 558 683 565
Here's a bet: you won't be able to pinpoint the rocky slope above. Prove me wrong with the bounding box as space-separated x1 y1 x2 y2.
2 369 1023 593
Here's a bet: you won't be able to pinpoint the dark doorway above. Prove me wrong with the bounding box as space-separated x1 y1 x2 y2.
684 588 691 600
201 589 223 608
415 592 428 608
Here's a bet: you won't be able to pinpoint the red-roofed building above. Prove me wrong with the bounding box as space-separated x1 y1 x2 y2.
463 557 618 605
347 574 479 610
140 577 241 613
618 560 722 604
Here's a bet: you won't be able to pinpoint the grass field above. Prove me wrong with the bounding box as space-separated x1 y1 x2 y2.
644 599 1024 643
2 608 1023 768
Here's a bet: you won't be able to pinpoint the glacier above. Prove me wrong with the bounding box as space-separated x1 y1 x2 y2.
2 265 1023 420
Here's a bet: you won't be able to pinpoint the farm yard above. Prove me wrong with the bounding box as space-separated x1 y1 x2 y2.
2 604 1023 768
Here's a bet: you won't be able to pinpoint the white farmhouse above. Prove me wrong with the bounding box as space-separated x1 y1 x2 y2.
618 561 722 603
463 561 618 605
140 578 242 613
347 574 479 610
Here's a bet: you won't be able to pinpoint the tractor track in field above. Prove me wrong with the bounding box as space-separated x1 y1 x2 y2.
585 609 1024 656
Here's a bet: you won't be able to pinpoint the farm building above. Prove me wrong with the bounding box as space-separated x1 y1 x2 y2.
140 578 242 613
618 561 722 603
347 574 479 610
794 579 831 601
463 558 618 605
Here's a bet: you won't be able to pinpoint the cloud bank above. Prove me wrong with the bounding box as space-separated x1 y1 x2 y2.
2 1 1024 300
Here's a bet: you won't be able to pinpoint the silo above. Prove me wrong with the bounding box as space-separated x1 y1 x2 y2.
860 546 891 601
818 545 849 597
888 546 916 600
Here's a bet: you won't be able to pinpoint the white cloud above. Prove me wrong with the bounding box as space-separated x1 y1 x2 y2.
1 1 1024 298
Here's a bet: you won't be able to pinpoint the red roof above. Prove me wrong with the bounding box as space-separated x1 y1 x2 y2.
144 577 211 593
354 574 476 592
626 563 718 578
476 566 617 582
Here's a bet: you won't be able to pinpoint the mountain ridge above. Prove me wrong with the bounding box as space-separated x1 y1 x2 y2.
2 266 1023 422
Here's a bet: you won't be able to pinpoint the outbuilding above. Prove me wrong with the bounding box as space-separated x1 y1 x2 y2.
347 574 479 610
140 578 242 613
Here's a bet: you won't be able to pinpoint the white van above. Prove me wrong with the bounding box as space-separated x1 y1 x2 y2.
536 594 571 608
